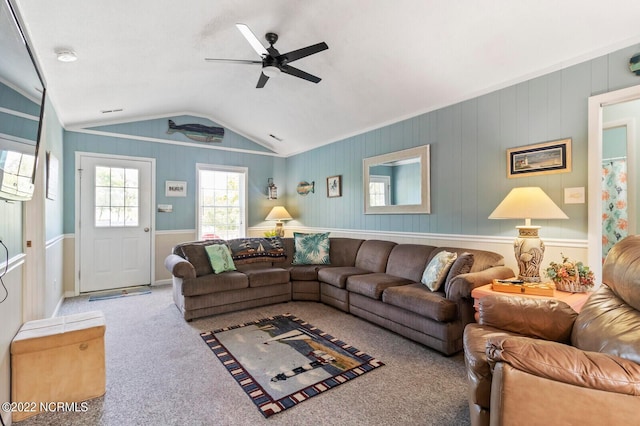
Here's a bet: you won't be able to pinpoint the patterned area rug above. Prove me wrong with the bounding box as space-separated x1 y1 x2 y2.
200 313 384 418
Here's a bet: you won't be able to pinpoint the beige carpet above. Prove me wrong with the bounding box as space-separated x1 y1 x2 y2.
18 284 470 425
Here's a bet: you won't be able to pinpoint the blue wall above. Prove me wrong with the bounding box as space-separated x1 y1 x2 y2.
286 43 640 240
63 116 285 233
43 97 65 241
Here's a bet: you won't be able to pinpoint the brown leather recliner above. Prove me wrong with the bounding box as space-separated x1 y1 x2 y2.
463 235 640 426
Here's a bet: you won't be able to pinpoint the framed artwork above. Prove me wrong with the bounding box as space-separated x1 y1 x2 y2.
326 175 342 198
46 151 59 200
165 180 187 197
507 138 572 178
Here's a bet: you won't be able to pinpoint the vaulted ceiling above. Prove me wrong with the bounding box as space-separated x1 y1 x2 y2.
12 0 640 156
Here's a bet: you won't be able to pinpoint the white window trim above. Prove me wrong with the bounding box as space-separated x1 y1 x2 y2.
370 175 391 206
196 163 248 239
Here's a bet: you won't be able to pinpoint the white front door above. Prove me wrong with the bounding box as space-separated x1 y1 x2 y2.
78 154 153 292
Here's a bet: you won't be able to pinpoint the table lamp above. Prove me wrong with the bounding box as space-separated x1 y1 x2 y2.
489 187 568 282
265 206 292 237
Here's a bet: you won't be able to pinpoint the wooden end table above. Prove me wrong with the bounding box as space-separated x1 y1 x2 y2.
471 283 591 321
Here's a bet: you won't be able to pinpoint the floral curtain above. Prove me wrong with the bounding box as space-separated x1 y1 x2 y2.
602 158 628 263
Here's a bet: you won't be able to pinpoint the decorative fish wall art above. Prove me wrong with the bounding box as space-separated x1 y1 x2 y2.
296 181 315 196
167 119 225 143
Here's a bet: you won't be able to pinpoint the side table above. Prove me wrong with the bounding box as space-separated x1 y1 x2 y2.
471 283 591 321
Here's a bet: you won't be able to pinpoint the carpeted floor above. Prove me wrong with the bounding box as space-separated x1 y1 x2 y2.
18 284 471 426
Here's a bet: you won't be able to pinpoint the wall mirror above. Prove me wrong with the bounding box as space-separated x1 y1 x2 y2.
363 144 430 214
0 0 46 201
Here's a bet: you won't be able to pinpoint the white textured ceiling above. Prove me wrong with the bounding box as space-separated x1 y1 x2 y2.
11 0 640 156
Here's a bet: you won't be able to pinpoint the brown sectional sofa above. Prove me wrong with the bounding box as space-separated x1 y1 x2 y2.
165 236 513 355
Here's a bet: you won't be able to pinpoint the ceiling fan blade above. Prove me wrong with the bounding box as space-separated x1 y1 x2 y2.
280 65 321 83
204 58 262 65
278 42 328 63
236 23 268 58
256 72 269 88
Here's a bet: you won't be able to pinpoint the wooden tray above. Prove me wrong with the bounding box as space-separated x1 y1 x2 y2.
492 279 555 296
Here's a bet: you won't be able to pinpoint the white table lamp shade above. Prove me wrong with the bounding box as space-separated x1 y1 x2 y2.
489 187 568 282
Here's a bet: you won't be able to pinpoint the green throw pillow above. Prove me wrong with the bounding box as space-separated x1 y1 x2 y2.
205 244 237 274
421 250 457 291
292 232 331 265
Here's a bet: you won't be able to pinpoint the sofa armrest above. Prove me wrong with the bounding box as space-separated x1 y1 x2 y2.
164 254 196 279
479 295 578 342
446 266 513 301
487 336 640 396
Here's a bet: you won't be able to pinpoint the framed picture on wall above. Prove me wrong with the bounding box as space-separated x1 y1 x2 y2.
46 151 59 200
507 138 572 178
166 180 187 197
326 175 342 198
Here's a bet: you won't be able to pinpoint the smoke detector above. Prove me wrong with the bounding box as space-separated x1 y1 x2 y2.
56 50 78 62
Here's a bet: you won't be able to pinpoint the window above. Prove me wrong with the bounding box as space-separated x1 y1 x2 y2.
197 164 247 240
369 175 390 206
95 166 139 227
0 150 35 197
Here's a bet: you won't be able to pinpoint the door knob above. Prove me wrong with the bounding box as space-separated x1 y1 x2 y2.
144 227 150 232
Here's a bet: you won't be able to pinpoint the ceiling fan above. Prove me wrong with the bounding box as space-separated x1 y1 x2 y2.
205 23 328 88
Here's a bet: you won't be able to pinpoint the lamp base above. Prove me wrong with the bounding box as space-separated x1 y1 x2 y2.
514 226 544 282
274 222 284 237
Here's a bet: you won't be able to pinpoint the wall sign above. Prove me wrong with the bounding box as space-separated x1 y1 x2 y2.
165 180 187 197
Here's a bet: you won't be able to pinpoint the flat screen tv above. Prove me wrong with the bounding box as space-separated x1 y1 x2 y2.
0 0 46 202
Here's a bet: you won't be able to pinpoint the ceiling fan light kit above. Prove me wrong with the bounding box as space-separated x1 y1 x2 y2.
206 23 328 88
262 65 281 78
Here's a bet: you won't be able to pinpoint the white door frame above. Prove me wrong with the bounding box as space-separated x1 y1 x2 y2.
23 124 47 321
588 83 640 283
74 152 156 295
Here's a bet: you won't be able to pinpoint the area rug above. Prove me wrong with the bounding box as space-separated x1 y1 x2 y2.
88 286 151 301
200 313 384 418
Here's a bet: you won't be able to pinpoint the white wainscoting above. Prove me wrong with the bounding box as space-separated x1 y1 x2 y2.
251 226 589 280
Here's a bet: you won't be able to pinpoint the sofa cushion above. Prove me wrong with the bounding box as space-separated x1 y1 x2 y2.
244 268 290 288
292 232 331 265
289 265 319 281
382 283 458 322
354 240 397 272
328 238 365 266
346 273 412 299
227 237 286 264
572 285 640 363
205 244 236 274
479 295 577 343
318 266 371 289
385 244 435 282
602 235 640 311
181 272 248 297
421 251 457 291
181 244 215 277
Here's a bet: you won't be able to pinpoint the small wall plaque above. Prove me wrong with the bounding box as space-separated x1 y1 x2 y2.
165 180 187 197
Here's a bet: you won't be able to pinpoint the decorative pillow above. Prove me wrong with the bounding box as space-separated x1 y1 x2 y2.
227 237 286 264
205 244 236 274
292 232 331 265
445 252 475 286
421 251 458 291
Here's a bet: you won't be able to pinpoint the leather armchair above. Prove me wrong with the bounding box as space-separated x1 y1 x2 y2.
463 235 640 426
